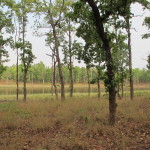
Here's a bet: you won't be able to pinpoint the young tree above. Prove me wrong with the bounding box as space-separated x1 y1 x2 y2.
45 32 59 98
122 1 134 100
16 41 35 101
120 0 149 100
14 0 35 101
13 4 21 101
62 18 75 97
35 0 68 101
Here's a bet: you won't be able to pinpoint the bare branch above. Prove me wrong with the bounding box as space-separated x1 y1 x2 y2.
133 13 145 18
46 53 52 57
131 27 137 32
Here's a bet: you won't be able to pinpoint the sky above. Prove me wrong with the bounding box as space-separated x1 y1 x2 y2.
5 3 150 69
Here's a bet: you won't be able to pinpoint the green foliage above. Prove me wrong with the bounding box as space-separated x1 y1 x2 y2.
142 17 150 39
147 55 150 70
1 63 100 84
0 64 6 77
133 68 150 83
0 2 14 75
20 41 35 72
15 41 35 74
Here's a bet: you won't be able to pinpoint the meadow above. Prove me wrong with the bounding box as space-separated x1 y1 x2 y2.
0 82 150 150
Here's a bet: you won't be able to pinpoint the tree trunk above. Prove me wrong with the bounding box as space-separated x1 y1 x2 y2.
50 21 65 101
16 48 19 101
69 64 73 97
51 51 54 96
109 90 117 125
68 20 73 97
126 17 134 100
124 3 134 100
69 69 73 97
22 15 26 102
42 75 45 84
121 79 124 98
87 0 117 125
53 57 58 100
23 71 27 102
97 78 100 100
87 67 90 96
97 62 101 100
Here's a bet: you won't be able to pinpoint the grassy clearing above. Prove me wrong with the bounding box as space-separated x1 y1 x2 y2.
0 95 150 150
0 89 149 102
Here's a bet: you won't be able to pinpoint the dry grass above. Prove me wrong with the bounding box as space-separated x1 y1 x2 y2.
0 96 150 150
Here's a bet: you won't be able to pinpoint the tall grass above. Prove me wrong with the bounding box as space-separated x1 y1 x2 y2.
0 96 149 130
0 95 149 150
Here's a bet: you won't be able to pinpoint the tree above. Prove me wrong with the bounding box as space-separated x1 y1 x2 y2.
0 1 14 77
13 2 21 101
62 18 75 97
113 28 128 98
16 41 35 101
35 0 69 101
118 0 149 100
121 0 134 100
72 0 119 125
14 0 35 101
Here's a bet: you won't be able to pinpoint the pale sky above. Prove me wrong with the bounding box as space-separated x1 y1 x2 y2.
5 3 150 69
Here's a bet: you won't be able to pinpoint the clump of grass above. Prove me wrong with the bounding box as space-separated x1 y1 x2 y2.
0 112 22 130
117 96 150 122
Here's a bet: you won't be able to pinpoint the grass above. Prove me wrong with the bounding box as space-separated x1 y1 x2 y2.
0 89 150 102
0 95 150 150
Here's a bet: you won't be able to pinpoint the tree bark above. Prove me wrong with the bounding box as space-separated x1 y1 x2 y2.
16 48 19 101
97 78 100 100
53 56 58 100
87 67 90 96
23 71 27 102
51 51 54 96
86 0 117 125
121 78 124 98
126 17 134 100
68 20 73 97
49 14 65 101
53 27 65 101
22 15 26 102
123 2 134 100
97 62 101 100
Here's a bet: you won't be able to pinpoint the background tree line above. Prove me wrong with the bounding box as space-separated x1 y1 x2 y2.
1 62 150 84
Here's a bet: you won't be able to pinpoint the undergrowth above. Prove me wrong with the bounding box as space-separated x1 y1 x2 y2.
0 95 149 150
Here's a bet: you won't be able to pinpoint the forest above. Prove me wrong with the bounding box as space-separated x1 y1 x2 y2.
0 0 150 150
1 63 150 83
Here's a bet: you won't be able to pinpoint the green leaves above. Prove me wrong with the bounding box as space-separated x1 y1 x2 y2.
19 41 35 72
147 55 150 70
142 17 150 39
0 0 15 75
